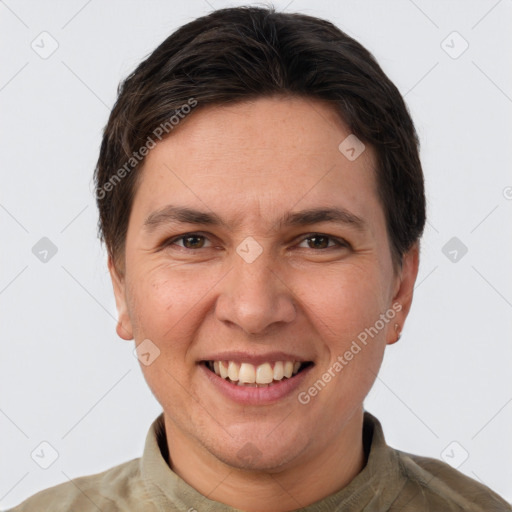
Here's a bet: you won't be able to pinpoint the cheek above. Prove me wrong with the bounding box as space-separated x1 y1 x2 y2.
126 264 222 353
297 262 390 402
298 267 389 416
123 276 169 351
299 262 389 341
127 268 206 413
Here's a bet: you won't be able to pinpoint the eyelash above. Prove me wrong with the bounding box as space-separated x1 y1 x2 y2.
160 232 351 252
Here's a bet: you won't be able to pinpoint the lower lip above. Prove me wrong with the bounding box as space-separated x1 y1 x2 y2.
199 363 314 405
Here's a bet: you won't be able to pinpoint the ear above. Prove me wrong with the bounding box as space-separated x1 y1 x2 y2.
386 243 420 345
108 254 134 341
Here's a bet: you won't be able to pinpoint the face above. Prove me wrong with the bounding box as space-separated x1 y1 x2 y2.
110 96 418 471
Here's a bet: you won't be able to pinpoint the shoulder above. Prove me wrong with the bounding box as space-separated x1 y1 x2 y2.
5 457 155 512
392 449 512 511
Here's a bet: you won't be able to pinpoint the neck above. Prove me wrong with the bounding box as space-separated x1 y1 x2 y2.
164 408 366 512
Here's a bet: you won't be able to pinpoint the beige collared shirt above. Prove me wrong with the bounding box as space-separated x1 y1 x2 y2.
6 411 511 511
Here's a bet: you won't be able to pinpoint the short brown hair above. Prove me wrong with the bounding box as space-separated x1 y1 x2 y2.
94 5 425 274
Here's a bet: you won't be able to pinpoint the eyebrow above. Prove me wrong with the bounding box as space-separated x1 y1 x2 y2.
143 205 367 233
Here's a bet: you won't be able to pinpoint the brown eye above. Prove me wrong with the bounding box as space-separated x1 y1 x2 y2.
163 233 212 250
301 233 345 249
306 235 331 249
298 234 346 250
179 235 206 249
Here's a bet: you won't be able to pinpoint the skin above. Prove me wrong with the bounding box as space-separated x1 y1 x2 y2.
109 95 419 512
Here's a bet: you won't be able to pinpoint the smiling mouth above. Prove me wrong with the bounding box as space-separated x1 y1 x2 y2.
202 360 314 387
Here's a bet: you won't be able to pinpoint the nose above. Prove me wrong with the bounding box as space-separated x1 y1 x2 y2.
215 252 296 336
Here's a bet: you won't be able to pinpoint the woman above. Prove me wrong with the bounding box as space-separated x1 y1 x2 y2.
9 5 511 512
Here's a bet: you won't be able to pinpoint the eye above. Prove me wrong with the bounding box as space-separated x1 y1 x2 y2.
297 234 349 250
163 233 212 250
160 232 350 252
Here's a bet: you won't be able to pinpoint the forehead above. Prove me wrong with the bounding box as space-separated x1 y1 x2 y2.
130 96 382 233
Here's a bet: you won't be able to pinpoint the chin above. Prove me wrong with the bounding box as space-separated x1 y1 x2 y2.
202 421 311 472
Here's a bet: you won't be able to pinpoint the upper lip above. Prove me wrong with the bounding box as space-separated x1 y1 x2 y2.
199 351 313 366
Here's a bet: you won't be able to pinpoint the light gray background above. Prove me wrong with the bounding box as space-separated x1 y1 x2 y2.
1 0 511 508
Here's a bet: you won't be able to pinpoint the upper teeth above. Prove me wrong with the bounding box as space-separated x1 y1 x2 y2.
210 361 302 384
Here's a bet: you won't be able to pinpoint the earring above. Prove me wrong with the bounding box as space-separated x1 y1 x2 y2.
394 323 401 342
